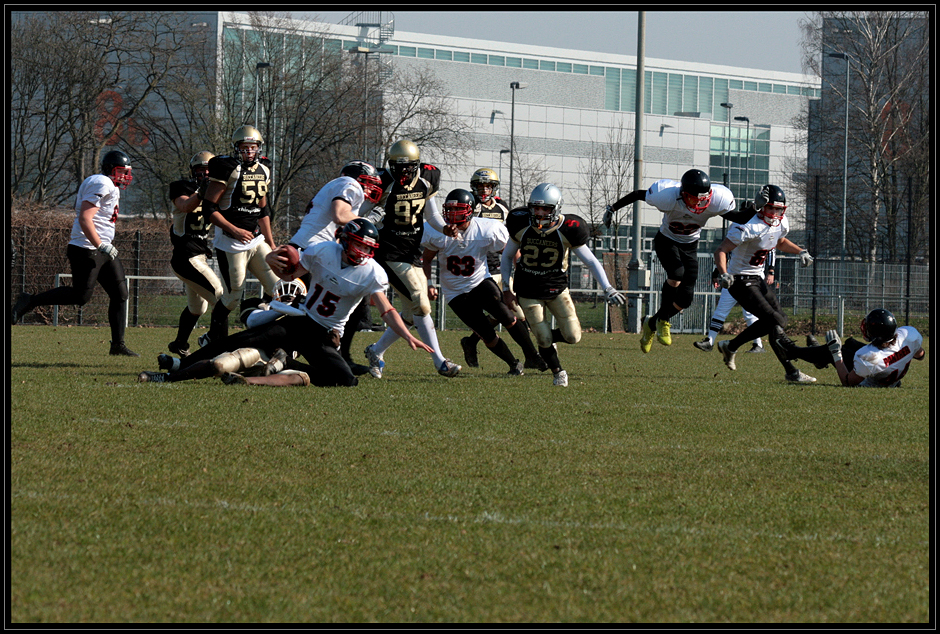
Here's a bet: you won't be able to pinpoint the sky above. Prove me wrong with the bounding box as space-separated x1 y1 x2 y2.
299 10 811 76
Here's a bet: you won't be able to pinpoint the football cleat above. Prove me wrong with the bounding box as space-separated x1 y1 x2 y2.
639 316 655 353
197 332 212 348
264 348 288 376
438 359 461 378
717 340 737 371
785 370 817 384
693 337 713 352
746 343 765 353
346 362 371 376
110 341 140 357
364 344 385 379
507 360 524 376
552 369 569 387
157 354 181 372
460 336 480 368
655 319 672 346
167 340 190 357
11 292 32 325
137 371 168 383
806 334 820 347
524 355 549 372
220 372 248 385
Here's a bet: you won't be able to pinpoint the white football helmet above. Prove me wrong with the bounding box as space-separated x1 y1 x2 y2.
274 278 307 305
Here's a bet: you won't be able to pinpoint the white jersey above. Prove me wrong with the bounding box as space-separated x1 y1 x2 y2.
645 179 736 244
69 174 120 249
853 326 923 388
421 218 508 303
725 214 789 276
289 176 366 249
298 241 388 336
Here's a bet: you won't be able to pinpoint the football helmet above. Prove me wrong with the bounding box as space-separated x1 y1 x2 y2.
273 278 307 306
470 168 499 204
340 160 384 204
754 184 787 227
387 139 420 186
339 218 380 265
528 183 563 231
101 150 133 189
231 125 263 167
679 168 712 213
443 189 475 225
860 308 898 346
189 151 215 183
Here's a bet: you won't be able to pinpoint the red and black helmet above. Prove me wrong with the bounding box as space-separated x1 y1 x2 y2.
442 189 475 226
341 160 383 204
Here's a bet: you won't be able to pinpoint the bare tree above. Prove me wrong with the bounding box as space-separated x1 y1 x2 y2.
798 11 929 262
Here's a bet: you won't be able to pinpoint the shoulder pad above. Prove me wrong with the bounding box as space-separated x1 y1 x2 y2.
559 214 590 246
169 179 196 200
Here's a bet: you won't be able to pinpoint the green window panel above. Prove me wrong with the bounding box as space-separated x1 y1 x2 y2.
773 84 787 94
714 78 728 107
399 46 416 57
729 79 743 90
523 58 539 69
590 66 605 76
471 53 487 64
453 51 470 62
556 62 571 73
540 60 556 71
573 63 588 74
506 57 522 68
605 67 620 111
668 73 683 116
436 50 452 61
683 75 698 112
418 48 434 59
759 82 772 92
651 72 668 115
744 81 758 91
699 76 713 113
489 55 505 66
621 68 636 113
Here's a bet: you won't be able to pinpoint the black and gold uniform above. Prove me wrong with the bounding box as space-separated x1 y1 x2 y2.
207 154 272 249
474 195 510 276
374 163 442 267
505 207 591 300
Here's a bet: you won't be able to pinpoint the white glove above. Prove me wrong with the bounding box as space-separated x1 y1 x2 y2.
602 205 614 229
799 250 814 267
604 286 625 306
97 243 118 260
363 205 385 225
825 329 843 363
718 272 735 289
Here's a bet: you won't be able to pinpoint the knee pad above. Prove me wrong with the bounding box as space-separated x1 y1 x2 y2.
211 348 262 375
674 283 695 310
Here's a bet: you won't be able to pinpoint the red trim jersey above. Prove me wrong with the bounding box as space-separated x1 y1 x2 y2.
375 164 441 266
853 326 923 388
645 179 736 244
725 214 789 276
168 179 212 258
289 176 366 249
69 174 119 249
506 209 591 300
421 217 509 303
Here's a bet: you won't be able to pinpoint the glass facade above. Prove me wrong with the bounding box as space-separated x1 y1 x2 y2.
709 124 772 202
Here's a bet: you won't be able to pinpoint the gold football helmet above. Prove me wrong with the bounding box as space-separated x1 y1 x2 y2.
470 167 499 204
387 139 420 186
189 151 215 182
232 125 263 166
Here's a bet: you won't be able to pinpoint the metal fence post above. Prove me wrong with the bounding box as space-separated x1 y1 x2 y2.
132 230 141 327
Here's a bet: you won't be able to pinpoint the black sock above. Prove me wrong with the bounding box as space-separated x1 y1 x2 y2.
487 338 518 367
175 308 200 346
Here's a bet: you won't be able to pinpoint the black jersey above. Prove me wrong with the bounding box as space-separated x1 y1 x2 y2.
168 179 212 258
506 209 591 300
207 155 271 237
474 197 510 274
375 163 441 266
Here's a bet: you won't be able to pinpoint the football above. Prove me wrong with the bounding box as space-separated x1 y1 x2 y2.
281 245 301 275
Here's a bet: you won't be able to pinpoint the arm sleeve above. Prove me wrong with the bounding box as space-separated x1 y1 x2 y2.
424 196 446 233
499 240 520 290
721 200 757 224
572 244 613 289
609 189 646 211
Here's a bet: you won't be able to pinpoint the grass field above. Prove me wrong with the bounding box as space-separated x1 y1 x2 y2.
9 324 931 623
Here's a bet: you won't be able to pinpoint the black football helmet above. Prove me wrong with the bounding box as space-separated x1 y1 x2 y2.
387 139 420 186
860 309 898 346
679 168 712 213
443 189 475 225
339 218 380 265
101 150 133 189
340 160 384 204
755 184 787 227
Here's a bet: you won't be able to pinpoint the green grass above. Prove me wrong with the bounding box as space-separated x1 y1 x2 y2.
10 325 930 623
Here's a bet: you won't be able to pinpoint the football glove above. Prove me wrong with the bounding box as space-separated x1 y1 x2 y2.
604 286 625 305
799 250 814 267
718 272 735 289
825 329 843 363
602 205 614 229
97 243 118 260
363 205 385 225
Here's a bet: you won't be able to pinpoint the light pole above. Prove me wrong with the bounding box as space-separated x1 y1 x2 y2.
509 81 528 208
255 62 270 129
734 116 750 200
719 102 734 191
828 52 850 261
351 46 391 165
499 149 510 188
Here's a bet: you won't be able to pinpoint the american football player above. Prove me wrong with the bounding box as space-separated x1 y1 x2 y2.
12 150 138 356
421 189 542 375
500 183 626 387
362 139 462 379
165 150 225 356
199 125 280 346
783 308 925 387
604 168 755 354
286 160 384 376
713 185 818 383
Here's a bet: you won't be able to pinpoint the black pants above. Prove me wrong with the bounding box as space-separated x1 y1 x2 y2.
176 314 357 387
728 274 797 375
449 278 516 343
29 244 129 343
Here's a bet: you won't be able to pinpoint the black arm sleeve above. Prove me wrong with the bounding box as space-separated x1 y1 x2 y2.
720 200 757 224
609 189 647 211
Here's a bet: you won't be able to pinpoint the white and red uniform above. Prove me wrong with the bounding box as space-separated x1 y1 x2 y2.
69 175 119 249
725 215 789 276
421 218 508 303
645 179 736 244
289 176 367 249
852 326 924 388
298 241 388 336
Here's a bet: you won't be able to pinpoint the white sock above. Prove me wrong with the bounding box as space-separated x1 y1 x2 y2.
707 330 720 344
413 313 446 367
371 326 401 357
